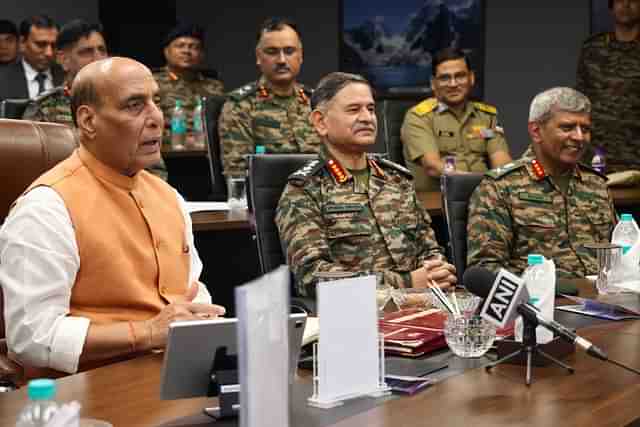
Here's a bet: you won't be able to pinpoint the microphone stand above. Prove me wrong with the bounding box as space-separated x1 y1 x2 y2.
485 314 574 386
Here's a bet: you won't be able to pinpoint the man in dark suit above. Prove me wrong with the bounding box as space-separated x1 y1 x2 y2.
0 15 63 101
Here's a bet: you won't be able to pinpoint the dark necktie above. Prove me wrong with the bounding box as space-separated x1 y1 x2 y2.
35 72 47 95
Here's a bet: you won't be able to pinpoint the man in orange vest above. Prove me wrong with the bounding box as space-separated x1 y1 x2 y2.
0 57 225 378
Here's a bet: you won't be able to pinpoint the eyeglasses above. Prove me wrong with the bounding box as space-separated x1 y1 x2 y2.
434 72 470 85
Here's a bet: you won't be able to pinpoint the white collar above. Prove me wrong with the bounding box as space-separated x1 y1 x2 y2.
22 58 52 81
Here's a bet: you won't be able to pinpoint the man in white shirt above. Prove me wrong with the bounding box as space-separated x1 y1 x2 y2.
0 15 63 102
0 57 225 377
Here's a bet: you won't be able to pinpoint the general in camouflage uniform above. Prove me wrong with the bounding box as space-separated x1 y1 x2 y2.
467 87 617 279
576 31 640 172
401 97 509 191
152 66 224 147
23 85 73 125
276 148 445 297
218 76 321 176
467 158 615 278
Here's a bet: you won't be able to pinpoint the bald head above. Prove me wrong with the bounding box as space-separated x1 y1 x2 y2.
71 57 152 126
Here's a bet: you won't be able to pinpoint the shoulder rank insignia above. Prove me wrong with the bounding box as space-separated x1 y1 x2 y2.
289 159 323 184
473 101 497 115
297 87 309 105
578 162 607 180
229 82 258 101
375 157 413 179
412 98 438 116
530 158 546 180
485 160 525 179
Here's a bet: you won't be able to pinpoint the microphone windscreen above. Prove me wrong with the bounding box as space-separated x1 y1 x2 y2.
463 266 498 298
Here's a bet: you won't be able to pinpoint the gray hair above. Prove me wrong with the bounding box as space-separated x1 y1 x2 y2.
311 72 372 111
528 87 591 124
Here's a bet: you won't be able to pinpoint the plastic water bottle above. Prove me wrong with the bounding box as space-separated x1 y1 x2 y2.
191 98 205 149
612 213 639 255
15 379 59 427
170 99 187 150
591 147 606 174
515 254 555 344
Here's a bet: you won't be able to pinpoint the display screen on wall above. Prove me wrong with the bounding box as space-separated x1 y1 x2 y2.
340 0 485 96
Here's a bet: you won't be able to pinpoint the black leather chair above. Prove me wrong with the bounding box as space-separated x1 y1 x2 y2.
203 95 228 201
377 99 419 165
248 153 318 313
441 173 484 284
0 99 30 119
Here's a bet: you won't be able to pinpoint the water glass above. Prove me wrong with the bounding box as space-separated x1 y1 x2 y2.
444 315 496 358
226 176 247 210
376 283 392 317
390 288 431 311
586 243 625 295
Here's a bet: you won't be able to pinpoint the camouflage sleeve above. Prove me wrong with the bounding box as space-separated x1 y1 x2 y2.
276 182 414 297
22 100 46 122
218 99 254 176
400 110 439 163
415 193 447 266
466 177 513 275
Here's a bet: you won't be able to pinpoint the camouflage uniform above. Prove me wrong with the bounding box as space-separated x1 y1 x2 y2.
23 84 169 181
23 86 73 125
576 32 640 172
276 149 445 297
219 76 322 177
467 157 616 278
401 97 509 191
153 66 224 147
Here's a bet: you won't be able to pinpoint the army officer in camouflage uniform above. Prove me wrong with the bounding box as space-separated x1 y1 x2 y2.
219 17 321 177
401 48 512 191
23 19 107 126
576 0 640 172
276 72 456 297
467 87 616 279
153 23 224 148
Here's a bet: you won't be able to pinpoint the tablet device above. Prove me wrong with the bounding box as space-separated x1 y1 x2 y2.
160 313 307 400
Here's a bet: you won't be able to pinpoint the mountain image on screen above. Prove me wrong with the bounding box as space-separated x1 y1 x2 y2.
341 0 484 90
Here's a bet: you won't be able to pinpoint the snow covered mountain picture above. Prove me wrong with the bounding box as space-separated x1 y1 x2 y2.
340 0 484 92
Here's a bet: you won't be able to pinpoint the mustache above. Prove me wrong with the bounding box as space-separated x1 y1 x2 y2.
274 64 291 72
353 123 376 132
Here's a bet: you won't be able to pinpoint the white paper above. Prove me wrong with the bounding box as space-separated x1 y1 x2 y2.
236 266 290 427
317 275 379 401
185 201 230 213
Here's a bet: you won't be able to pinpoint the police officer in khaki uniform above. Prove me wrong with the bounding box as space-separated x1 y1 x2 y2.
401 47 512 191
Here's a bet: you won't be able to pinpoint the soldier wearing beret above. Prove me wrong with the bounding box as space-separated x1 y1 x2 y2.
401 47 512 191
276 72 456 297
153 23 224 151
219 17 321 178
467 87 616 279
577 0 640 172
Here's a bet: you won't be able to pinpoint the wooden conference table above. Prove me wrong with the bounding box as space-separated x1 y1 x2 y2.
2 286 640 427
191 188 640 232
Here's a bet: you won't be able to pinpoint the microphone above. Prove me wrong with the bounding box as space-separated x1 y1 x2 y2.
464 266 608 361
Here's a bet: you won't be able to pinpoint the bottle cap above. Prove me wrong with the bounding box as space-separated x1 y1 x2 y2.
621 213 634 222
527 254 544 265
27 378 56 401
255 145 266 154
175 100 182 108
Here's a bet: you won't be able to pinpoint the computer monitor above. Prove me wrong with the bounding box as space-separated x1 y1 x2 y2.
160 313 307 401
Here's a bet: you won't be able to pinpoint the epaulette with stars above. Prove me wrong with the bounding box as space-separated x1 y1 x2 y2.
228 82 258 102
373 157 413 179
484 159 527 180
288 158 324 185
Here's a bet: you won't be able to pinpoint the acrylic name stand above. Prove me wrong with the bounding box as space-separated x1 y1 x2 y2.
307 274 391 409
308 334 390 408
